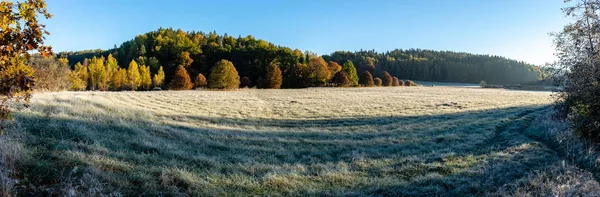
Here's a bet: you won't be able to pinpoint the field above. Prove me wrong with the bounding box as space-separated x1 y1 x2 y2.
4 86 584 196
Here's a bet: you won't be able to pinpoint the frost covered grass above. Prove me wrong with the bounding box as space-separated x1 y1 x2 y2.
5 86 594 196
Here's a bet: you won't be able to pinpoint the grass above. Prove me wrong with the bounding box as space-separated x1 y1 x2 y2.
3 86 596 196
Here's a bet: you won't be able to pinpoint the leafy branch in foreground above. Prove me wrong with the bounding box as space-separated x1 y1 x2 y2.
0 0 53 134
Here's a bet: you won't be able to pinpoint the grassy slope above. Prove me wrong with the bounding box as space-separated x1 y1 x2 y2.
5 86 578 196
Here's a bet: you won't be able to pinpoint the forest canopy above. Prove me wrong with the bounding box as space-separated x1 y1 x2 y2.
58 28 544 89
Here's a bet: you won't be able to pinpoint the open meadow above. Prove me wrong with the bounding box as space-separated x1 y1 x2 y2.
5 86 583 196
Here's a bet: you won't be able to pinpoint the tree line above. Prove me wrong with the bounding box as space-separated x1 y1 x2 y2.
58 28 544 91
62 52 417 91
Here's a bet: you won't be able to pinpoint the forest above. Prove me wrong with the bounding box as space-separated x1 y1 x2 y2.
56 28 544 91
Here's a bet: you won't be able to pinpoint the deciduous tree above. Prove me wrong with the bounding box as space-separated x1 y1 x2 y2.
327 61 342 76
153 66 165 88
553 0 600 142
264 62 282 89
392 77 400 86
342 60 359 86
170 65 193 90
140 65 152 90
127 60 141 90
110 68 127 91
381 71 393 86
309 57 330 86
208 60 239 90
374 77 382 86
331 71 351 87
359 71 374 87
0 0 53 132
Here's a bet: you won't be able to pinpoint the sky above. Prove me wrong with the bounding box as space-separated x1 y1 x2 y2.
42 0 572 65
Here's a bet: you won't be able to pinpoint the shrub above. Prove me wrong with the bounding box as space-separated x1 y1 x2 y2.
240 77 252 88
169 65 193 90
392 77 400 86
331 71 351 87
264 62 282 89
398 79 405 86
194 73 207 88
359 71 375 87
208 59 240 90
405 80 417 86
374 78 382 86
480 80 487 88
381 71 393 86
31 56 71 92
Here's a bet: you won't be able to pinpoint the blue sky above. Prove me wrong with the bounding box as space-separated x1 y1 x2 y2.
43 0 571 65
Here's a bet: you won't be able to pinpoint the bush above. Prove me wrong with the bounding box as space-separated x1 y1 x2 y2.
31 56 71 92
169 65 193 90
405 80 417 86
208 59 240 90
359 71 375 87
331 71 351 87
381 71 393 86
392 77 400 86
240 77 252 88
374 78 382 86
264 62 282 89
194 73 207 88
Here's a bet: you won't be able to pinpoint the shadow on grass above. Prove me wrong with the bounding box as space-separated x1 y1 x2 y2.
11 104 558 196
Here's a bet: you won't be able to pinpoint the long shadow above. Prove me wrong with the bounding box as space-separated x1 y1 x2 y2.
10 104 556 196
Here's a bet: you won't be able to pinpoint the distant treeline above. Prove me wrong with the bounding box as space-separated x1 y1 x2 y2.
58 28 544 89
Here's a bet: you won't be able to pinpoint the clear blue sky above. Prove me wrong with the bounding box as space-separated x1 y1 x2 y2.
42 0 571 65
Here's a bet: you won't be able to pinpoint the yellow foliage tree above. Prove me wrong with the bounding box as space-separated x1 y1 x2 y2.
309 57 331 86
208 60 240 90
153 66 165 88
0 0 53 132
139 65 152 90
127 60 141 90
111 68 127 91
105 54 119 79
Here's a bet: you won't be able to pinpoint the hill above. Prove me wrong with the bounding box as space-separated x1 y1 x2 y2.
58 28 544 87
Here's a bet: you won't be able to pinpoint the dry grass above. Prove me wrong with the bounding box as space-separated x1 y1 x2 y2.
5 86 595 196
